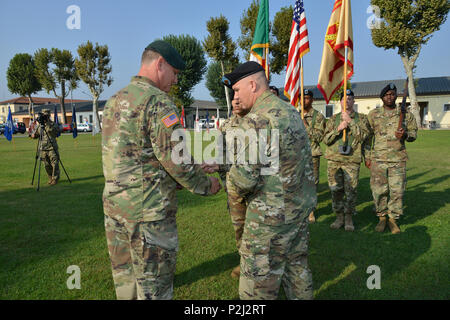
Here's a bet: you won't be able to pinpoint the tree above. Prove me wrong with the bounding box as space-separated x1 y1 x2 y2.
206 60 239 107
34 48 78 123
371 0 450 127
238 0 261 59
162 34 207 108
203 15 239 117
271 6 294 74
75 41 113 131
6 53 42 117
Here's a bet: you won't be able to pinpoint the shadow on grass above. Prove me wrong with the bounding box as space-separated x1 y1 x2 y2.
174 252 239 288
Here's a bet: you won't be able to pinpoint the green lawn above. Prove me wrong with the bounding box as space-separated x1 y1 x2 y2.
0 130 448 300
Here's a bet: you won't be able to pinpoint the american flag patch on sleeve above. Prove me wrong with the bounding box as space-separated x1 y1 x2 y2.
161 112 179 128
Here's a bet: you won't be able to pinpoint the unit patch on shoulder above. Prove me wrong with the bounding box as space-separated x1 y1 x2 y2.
161 112 179 128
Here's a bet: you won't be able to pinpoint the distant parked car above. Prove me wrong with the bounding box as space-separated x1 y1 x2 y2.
77 123 92 132
0 123 5 135
62 123 72 133
14 122 26 134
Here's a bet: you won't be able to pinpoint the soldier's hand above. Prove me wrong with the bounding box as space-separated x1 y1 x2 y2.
337 121 348 131
201 163 220 174
342 111 352 123
209 177 222 195
395 128 405 140
302 118 308 128
365 159 371 169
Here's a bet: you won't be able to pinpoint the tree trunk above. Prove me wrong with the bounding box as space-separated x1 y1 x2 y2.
60 81 67 123
400 54 421 128
27 95 34 119
92 95 102 132
220 61 232 119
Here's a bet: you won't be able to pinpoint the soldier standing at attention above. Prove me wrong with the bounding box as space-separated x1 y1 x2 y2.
323 89 371 231
102 40 221 300
31 109 60 185
301 89 326 223
223 61 317 300
203 97 249 279
365 83 417 234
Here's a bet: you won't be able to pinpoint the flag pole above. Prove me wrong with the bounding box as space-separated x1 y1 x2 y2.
343 47 348 143
300 57 305 119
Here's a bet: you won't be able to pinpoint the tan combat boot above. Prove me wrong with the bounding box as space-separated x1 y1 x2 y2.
375 216 387 232
387 218 401 234
344 214 354 232
308 211 316 223
231 265 240 279
330 213 345 229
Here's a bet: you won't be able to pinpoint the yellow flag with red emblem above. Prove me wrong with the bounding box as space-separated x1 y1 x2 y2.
317 0 354 104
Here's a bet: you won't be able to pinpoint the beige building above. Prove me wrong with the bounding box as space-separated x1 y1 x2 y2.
282 76 450 129
0 97 89 126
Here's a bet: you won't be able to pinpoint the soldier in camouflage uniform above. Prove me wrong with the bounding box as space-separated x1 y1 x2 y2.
365 83 417 234
102 40 221 300
323 90 371 231
222 61 317 300
301 89 326 223
31 109 60 185
203 97 249 279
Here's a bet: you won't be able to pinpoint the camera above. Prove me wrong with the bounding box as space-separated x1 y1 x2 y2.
37 112 49 125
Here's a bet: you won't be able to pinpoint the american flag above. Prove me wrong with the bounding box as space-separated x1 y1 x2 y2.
284 0 310 107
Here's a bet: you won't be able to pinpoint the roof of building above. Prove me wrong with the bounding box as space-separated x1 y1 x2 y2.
279 76 450 101
12 100 107 115
0 96 90 105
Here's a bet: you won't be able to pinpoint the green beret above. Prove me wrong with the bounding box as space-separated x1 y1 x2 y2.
145 40 186 70
222 61 265 88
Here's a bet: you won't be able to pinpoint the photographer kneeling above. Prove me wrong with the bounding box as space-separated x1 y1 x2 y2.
31 109 60 186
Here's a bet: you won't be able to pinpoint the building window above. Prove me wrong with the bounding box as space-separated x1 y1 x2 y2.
79 115 83 123
444 104 450 112
326 104 334 118
89 115 93 123
19 106 23 111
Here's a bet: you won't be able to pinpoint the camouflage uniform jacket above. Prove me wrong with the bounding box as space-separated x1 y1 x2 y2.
366 106 417 162
102 76 212 223
32 121 59 151
218 114 243 182
323 111 370 164
303 107 326 157
227 90 316 226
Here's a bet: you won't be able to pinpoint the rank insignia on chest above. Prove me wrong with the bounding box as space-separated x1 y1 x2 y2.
161 112 179 128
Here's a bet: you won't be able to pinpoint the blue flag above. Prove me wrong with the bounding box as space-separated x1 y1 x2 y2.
72 106 78 138
206 110 210 132
4 106 14 141
54 106 61 137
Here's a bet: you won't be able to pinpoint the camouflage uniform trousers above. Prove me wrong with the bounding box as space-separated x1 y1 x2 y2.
312 156 320 187
370 161 406 220
239 219 313 300
40 150 60 181
104 212 178 300
225 173 247 251
327 160 361 215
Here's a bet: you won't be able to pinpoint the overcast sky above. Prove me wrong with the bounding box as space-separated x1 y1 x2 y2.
1 0 449 102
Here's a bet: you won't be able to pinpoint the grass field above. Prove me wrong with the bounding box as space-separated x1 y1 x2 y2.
0 130 448 300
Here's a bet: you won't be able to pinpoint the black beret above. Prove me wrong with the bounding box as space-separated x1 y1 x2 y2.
304 89 314 97
340 89 354 100
145 40 186 70
380 83 397 98
222 61 265 88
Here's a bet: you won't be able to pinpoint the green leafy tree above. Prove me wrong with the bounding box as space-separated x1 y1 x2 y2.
332 81 352 103
271 6 293 74
371 0 450 126
75 41 113 131
34 48 78 123
206 60 239 107
162 34 207 108
6 53 42 117
238 0 261 59
203 15 239 117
